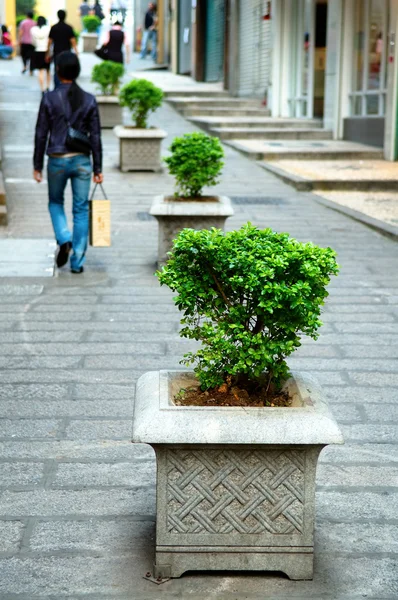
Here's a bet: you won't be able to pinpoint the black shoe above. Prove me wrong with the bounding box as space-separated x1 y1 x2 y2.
56 242 72 268
71 267 84 274
21 68 27 74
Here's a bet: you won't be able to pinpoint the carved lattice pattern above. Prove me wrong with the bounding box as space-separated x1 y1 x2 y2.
166 449 305 535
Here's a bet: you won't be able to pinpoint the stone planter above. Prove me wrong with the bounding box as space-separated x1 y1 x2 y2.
133 370 343 580
82 33 98 53
113 126 167 172
96 96 123 129
150 195 234 265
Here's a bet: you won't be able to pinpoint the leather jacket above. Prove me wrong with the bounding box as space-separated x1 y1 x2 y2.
34 83 102 174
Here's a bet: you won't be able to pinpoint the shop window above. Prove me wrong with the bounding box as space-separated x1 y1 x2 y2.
349 0 388 117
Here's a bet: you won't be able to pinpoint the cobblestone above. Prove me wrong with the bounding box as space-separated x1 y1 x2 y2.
0 54 397 598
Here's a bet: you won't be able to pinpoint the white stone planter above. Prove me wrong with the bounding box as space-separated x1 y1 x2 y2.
113 126 167 172
133 370 343 580
96 96 123 129
150 195 234 265
82 33 98 53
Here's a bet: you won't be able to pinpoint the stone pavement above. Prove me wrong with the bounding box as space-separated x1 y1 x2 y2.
0 55 398 599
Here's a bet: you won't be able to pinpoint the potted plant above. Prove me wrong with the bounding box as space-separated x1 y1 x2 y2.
91 61 125 128
150 132 234 265
81 15 101 53
133 223 343 581
113 78 166 172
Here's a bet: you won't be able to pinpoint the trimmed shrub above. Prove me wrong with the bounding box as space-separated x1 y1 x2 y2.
82 15 101 33
119 78 163 128
91 61 125 96
165 133 224 198
158 223 339 392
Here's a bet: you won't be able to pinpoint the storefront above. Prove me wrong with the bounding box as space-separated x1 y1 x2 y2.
340 0 390 147
270 0 328 118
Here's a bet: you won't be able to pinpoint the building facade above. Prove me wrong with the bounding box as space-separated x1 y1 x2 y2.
269 0 398 159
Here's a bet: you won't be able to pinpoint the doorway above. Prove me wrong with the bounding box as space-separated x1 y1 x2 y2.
287 0 328 118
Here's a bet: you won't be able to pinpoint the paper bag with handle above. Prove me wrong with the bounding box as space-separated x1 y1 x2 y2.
89 183 111 247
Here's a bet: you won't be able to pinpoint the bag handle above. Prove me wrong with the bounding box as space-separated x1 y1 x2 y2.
90 183 108 201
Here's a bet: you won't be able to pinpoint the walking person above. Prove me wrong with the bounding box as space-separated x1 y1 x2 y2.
47 10 78 88
78 0 91 31
18 11 35 74
95 21 130 64
139 3 157 61
33 52 103 274
31 17 51 96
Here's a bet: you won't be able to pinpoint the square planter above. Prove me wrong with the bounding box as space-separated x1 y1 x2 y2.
133 370 344 580
96 96 123 129
82 33 98 53
113 126 167 172
150 195 234 266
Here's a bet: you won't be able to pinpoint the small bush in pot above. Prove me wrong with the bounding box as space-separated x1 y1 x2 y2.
157 223 339 399
119 79 163 128
164 132 224 198
91 61 124 96
82 15 101 33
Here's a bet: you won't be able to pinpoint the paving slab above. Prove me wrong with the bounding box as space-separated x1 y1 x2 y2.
0 54 397 599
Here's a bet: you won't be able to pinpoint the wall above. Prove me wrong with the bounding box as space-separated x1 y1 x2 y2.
65 0 82 32
1 0 16 38
35 0 65 25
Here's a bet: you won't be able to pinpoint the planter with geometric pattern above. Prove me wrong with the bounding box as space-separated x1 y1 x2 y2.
150 194 234 266
113 126 167 172
132 370 344 580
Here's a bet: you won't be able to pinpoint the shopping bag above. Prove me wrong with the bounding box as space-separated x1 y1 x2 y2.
89 184 111 247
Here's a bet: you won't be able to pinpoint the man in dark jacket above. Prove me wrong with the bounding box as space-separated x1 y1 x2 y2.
47 10 78 88
33 52 103 274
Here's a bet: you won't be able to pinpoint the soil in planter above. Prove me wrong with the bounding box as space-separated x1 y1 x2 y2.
174 377 291 408
164 195 220 203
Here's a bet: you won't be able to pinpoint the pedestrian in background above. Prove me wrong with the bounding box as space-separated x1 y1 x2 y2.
31 17 51 96
47 10 78 88
33 52 103 274
0 25 13 60
95 21 130 64
140 3 157 61
18 11 35 74
78 0 91 31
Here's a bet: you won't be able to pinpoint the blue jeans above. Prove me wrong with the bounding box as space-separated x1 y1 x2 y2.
140 29 157 60
47 155 92 271
0 45 12 59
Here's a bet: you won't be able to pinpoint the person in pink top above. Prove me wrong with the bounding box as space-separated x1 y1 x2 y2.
0 25 13 59
18 11 36 74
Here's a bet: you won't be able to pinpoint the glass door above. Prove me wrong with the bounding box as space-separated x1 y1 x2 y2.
288 0 315 117
350 0 389 116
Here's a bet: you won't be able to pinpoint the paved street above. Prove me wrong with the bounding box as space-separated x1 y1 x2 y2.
0 55 398 599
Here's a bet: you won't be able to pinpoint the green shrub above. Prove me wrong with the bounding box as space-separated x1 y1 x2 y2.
91 61 125 96
119 79 163 128
82 15 101 33
165 133 224 198
157 223 339 392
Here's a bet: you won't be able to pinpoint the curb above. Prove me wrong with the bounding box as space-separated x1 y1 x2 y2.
312 194 398 242
257 161 398 192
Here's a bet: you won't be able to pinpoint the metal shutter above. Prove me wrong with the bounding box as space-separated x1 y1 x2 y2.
238 0 271 97
205 0 225 82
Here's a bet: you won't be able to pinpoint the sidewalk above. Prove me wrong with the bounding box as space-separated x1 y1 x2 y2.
0 54 398 599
